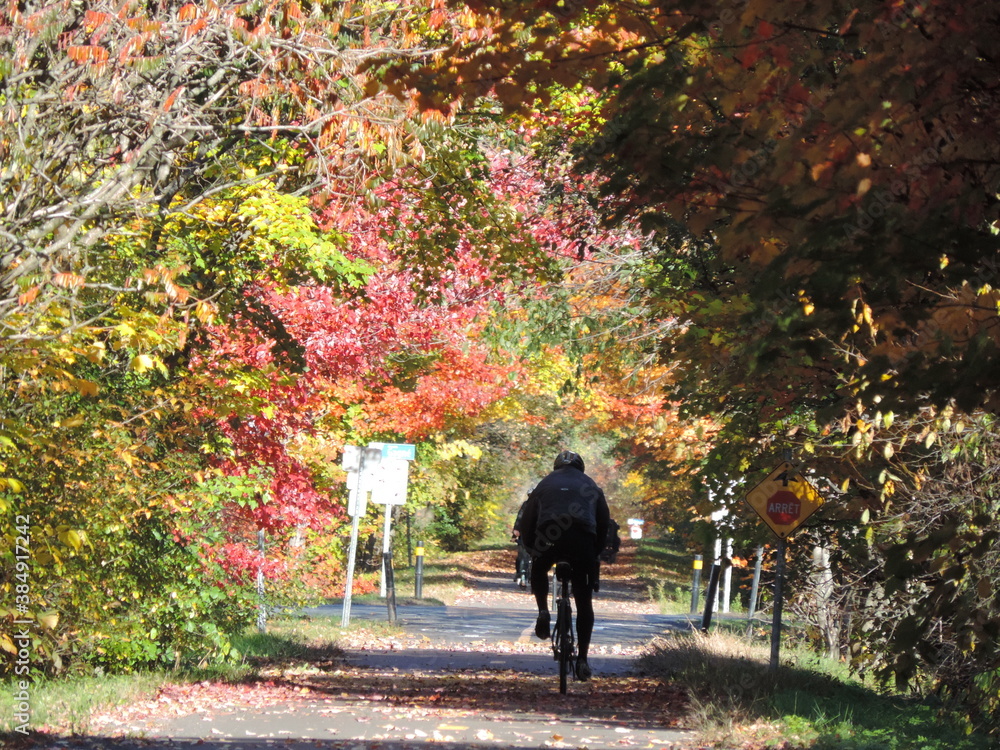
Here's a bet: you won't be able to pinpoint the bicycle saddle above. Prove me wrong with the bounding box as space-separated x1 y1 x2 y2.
554 561 573 581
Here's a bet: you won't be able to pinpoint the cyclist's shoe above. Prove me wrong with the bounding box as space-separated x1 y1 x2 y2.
575 657 592 681
534 611 551 639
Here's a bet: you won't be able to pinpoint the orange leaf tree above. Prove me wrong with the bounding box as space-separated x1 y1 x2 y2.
378 0 1000 726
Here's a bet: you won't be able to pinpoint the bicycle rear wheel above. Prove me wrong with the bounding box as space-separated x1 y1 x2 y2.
556 596 572 694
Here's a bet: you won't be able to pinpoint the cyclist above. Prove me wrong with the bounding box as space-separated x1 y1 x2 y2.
518 450 610 681
601 518 622 565
511 499 532 588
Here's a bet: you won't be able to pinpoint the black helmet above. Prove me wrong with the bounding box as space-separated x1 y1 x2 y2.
553 450 585 472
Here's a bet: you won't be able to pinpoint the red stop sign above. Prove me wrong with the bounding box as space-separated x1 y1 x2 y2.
766 490 801 525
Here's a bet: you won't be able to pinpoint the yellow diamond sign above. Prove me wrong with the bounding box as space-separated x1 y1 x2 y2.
745 461 824 539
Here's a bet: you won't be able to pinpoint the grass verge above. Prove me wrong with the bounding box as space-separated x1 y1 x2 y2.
633 535 702 614
640 629 995 749
384 559 469 605
0 670 170 737
0 550 480 739
0 613 394 738
632 534 995 750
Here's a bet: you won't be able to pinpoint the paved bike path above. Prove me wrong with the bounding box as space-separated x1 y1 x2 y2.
313 601 696 676
130 692 694 749
90 603 697 749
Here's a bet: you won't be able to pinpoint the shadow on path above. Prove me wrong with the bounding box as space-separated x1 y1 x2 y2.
67 659 692 750
12 546 699 750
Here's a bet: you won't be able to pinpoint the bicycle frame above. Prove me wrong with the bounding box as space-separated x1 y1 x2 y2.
551 561 576 694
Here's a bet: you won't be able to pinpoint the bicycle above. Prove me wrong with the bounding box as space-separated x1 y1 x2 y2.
551 560 577 694
514 540 532 590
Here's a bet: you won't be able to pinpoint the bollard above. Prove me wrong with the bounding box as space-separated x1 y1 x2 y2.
690 554 703 615
414 540 424 599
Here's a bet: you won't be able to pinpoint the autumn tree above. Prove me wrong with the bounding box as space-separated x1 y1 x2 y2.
3 0 620 670
378 0 1000 730
0 0 541 672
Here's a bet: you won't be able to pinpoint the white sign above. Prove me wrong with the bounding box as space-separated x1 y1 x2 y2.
630 524 643 540
341 445 361 472
627 518 645 526
342 443 415 516
342 444 384 517
371 458 409 506
358 445 383 494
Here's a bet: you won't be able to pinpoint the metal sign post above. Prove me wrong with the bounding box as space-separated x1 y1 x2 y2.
340 442 415 622
770 538 787 671
744 460 824 670
341 444 382 627
380 503 393 597
341 509 362 627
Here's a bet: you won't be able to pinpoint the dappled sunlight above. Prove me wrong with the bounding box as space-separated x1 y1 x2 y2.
79 658 689 749
58 545 696 750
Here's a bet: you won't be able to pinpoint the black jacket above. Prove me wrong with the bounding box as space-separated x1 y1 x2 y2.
520 466 610 556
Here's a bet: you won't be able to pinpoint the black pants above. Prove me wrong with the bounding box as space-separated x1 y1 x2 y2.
530 530 598 659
